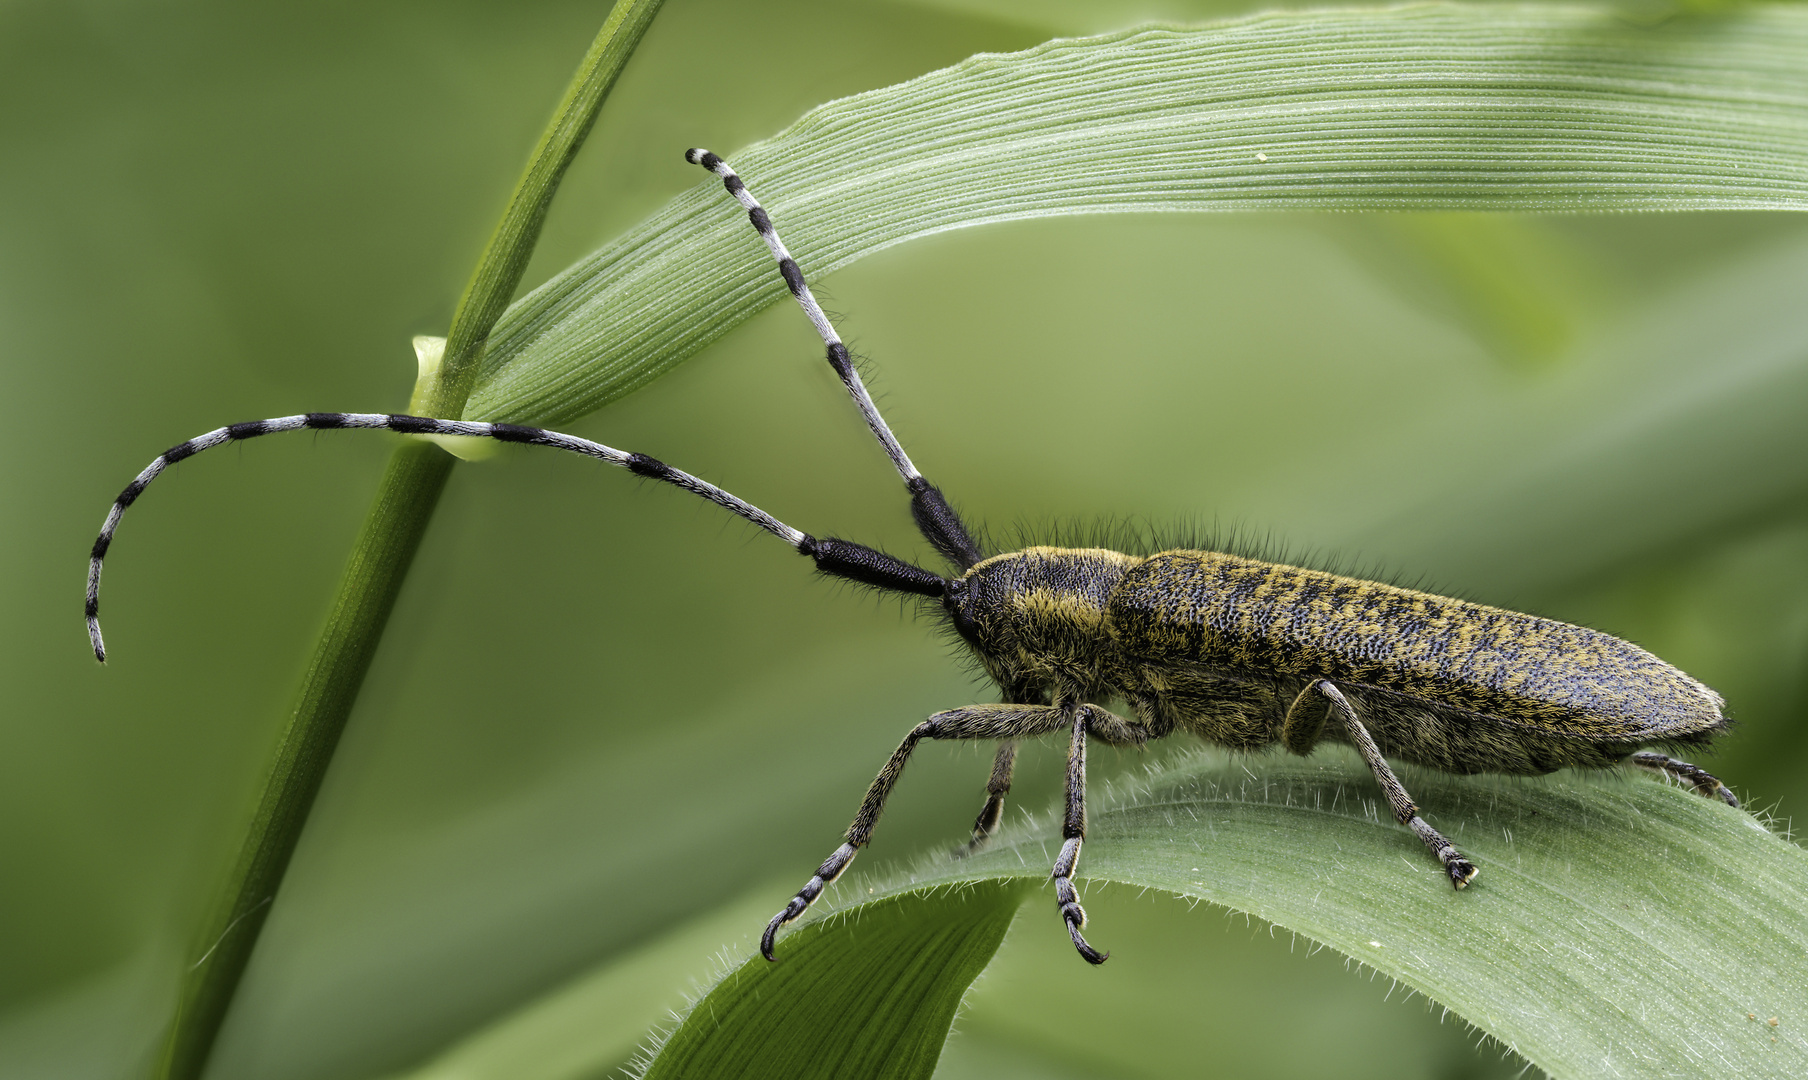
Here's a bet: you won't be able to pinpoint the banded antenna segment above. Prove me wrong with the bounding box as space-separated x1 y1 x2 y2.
686 149 982 570
85 412 946 663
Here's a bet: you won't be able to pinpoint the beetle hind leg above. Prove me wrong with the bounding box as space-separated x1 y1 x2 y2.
1311 680 1478 889
1629 751 1739 808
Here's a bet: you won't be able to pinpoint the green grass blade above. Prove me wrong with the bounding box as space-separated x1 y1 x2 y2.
394 748 1806 1080
463 2 1808 426
640 880 1027 1080
426 0 667 416
758 751 1805 1079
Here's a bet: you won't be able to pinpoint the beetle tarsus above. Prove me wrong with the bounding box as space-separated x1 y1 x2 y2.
761 841 856 961
760 900 803 961
1065 911 1109 965
958 790 1008 857
1056 873 1108 964
1406 814 1477 889
1446 855 1479 889
1629 752 1739 809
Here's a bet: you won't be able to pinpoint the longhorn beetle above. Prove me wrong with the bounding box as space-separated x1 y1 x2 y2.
87 148 1740 966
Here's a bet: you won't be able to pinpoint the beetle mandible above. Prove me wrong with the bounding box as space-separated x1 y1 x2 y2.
86 148 1739 965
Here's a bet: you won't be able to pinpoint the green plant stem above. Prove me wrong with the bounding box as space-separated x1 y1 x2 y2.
157 442 456 1080
432 0 666 413
154 2 667 1077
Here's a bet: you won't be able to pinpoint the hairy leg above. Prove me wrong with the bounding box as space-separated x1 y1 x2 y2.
762 703 1073 960
1314 680 1478 889
1052 702 1109 964
1630 751 1739 808
1280 681 1330 757
961 741 1018 854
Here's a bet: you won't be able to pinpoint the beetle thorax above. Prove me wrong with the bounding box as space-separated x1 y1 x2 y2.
945 547 1143 695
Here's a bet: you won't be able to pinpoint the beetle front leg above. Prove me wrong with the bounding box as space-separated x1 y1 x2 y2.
763 704 1071 960
1314 680 1479 889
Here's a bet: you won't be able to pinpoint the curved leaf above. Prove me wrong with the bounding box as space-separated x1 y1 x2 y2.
466 2 1808 425
639 880 1026 1080
681 751 1804 1079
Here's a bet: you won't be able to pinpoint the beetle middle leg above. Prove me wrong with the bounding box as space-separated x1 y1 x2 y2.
762 704 1073 960
1307 679 1480 889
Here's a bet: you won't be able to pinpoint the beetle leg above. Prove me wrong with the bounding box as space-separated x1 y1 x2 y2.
1082 704 1147 748
1629 752 1739 808
1280 681 1331 756
960 741 1018 854
1052 702 1109 964
1314 679 1479 890
763 704 1071 961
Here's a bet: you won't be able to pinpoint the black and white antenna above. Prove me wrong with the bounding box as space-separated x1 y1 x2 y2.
685 149 981 571
85 150 987 662
85 413 944 662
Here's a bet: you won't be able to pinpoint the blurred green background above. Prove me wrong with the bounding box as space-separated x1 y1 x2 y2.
4 1 1807 1077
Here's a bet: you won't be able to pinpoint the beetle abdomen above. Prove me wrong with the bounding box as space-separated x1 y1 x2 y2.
1107 551 1726 741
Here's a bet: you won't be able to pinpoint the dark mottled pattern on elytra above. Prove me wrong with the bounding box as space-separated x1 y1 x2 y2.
1109 551 1725 740
945 547 1728 778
